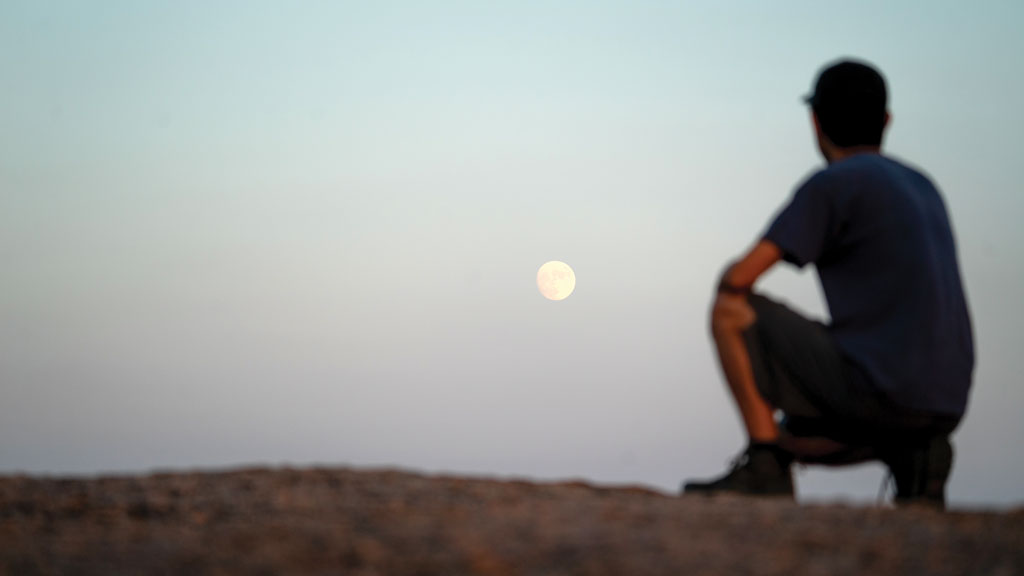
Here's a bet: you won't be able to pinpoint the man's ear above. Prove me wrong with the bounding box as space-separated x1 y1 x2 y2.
811 111 826 139
811 110 836 162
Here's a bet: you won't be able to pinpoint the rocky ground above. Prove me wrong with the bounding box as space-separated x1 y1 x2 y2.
1 466 1021 575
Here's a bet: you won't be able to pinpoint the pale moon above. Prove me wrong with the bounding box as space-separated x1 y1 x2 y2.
537 261 576 301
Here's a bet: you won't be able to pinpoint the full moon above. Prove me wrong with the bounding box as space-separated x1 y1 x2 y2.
537 261 576 301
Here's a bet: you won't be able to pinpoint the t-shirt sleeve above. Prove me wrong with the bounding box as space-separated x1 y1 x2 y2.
764 172 833 268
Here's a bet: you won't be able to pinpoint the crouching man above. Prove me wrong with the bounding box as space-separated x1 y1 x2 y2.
683 59 974 507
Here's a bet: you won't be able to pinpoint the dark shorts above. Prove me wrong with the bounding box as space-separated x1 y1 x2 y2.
743 294 960 445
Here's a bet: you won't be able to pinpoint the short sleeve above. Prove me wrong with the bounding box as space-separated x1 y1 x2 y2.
764 172 833 268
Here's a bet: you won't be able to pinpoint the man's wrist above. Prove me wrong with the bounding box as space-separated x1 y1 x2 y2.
717 279 751 295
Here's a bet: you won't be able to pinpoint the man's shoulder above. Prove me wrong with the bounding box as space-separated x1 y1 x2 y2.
831 153 931 180
806 154 934 192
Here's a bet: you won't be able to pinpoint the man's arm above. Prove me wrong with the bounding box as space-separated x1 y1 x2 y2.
717 240 783 295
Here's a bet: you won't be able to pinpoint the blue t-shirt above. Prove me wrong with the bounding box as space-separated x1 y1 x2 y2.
764 154 974 415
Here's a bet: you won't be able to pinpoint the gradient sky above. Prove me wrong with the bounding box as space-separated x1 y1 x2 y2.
2 1 1022 507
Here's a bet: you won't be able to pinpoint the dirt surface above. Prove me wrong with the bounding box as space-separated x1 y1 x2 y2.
1 466 1021 575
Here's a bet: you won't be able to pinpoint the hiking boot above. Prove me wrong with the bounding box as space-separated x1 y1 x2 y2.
682 443 795 498
883 435 953 509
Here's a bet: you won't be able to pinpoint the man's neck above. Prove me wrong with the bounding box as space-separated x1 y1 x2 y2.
826 145 882 164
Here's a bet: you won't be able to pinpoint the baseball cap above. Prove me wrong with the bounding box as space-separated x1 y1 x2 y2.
804 59 887 115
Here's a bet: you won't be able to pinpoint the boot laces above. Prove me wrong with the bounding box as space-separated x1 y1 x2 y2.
725 447 752 471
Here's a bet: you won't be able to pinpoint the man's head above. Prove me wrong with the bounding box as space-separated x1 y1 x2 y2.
805 59 889 160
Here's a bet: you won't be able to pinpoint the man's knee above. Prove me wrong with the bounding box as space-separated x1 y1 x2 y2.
710 293 758 337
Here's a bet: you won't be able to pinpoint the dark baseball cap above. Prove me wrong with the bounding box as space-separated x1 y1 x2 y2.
804 59 887 114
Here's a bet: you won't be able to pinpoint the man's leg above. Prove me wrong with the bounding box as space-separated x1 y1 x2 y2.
713 294 962 507
682 293 793 496
710 292 778 442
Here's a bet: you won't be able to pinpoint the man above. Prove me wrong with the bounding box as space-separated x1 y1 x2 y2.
683 59 974 506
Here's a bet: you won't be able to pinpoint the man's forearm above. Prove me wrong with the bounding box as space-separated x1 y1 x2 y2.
715 240 784 296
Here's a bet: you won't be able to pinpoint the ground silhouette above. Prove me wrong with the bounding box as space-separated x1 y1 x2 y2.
1 466 1021 575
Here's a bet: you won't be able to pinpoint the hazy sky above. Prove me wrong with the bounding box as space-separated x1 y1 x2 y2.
2 1 1022 507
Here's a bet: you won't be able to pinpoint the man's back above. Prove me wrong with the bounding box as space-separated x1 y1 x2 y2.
766 153 974 415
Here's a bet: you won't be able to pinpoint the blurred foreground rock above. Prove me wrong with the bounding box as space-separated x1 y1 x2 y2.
1 467 1021 575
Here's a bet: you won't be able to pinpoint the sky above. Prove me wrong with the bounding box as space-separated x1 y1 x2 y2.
2 1 1022 508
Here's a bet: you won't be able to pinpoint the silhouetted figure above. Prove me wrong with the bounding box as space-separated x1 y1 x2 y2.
683 60 974 507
